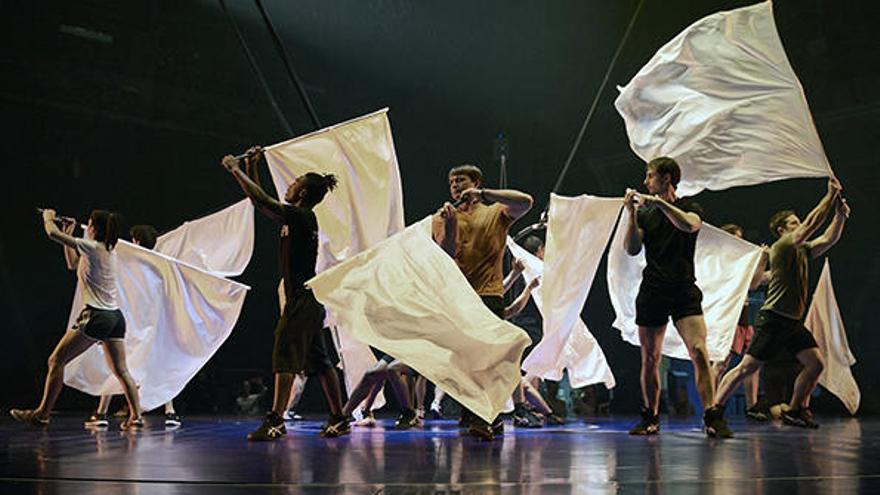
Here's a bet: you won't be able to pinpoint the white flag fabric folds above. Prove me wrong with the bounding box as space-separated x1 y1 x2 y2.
308 218 530 422
64 242 250 411
154 199 254 277
607 214 762 361
614 1 831 196
521 195 621 388
263 109 405 410
806 259 859 415
506 238 615 389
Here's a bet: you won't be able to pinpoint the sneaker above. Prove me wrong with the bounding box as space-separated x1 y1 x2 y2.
352 410 377 427
745 406 769 422
703 406 734 438
467 417 495 441
512 404 543 428
491 416 504 436
429 403 443 419
164 413 182 427
320 415 351 438
10 409 49 426
84 412 110 428
782 408 819 429
281 410 303 421
121 417 145 431
628 407 659 435
247 412 287 441
394 408 420 430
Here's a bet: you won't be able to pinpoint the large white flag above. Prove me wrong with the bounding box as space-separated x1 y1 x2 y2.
607 213 762 361
522 195 621 387
308 218 530 422
614 1 831 196
63 242 250 411
506 238 615 389
806 259 859 415
154 199 254 277
263 109 405 410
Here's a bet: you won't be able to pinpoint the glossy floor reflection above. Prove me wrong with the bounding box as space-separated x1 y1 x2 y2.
1 415 877 494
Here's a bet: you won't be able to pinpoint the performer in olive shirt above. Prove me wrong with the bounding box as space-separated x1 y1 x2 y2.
708 177 850 432
622 157 729 437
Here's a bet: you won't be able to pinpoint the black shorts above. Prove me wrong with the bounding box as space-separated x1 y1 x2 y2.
635 282 703 327
746 310 818 362
72 306 126 341
272 290 332 376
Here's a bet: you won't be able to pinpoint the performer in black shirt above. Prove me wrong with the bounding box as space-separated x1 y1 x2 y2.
222 147 347 440
622 157 731 438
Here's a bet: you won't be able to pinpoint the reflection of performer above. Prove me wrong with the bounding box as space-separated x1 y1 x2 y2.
84 225 182 428
222 147 346 440
11 209 143 430
622 157 729 438
709 178 850 433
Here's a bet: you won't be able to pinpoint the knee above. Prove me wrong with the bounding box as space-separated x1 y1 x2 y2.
641 350 661 369
807 357 825 377
689 342 710 365
47 352 64 371
364 368 387 383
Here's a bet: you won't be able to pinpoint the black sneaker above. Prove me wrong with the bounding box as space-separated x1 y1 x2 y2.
703 405 734 438
491 416 504 436
394 408 420 430
320 414 351 438
745 406 769 422
628 407 659 435
247 412 287 441
84 412 109 428
10 409 49 427
164 412 182 427
467 417 495 441
782 408 819 429
512 404 543 428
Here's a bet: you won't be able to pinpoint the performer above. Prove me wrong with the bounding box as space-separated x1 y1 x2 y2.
222 147 346 440
11 210 143 430
622 157 730 437
433 164 533 440
707 178 849 432
708 224 770 422
84 224 182 428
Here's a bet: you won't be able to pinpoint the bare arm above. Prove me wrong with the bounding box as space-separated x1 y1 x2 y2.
461 188 533 221
42 210 79 249
61 221 79 270
503 258 525 294
645 196 701 233
808 197 850 258
623 189 643 256
749 246 770 290
503 277 540 320
222 153 284 221
432 203 457 257
792 177 841 245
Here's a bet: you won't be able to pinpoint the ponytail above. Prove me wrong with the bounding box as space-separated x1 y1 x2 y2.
301 172 339 207
323 173 338 192
89 210 122 251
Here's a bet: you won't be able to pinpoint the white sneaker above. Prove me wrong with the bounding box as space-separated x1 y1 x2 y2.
282 410 303 421
352 410 376 427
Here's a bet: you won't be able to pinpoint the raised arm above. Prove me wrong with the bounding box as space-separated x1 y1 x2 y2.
222 150 284 221
503 276 540 320
503 258 525 295
432 202 458 257
61 221 80 270
808 197 850 258
792 177 841 246
42 210 79 250
623 189 644 256
461 187 533 221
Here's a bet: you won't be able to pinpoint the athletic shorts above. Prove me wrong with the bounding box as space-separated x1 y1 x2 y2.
746 310 818 362
72 306 126 341
730 325 754 355
635 282 703 327
272 289 332 376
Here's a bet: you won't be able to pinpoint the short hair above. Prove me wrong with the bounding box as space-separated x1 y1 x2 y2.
720 224 743 237
768 210 796 238
448 164 483 184
130 224 159 249
301 172 338 207
646 157 681 186
521 235 544 256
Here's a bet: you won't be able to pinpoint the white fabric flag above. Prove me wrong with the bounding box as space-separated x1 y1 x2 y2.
308 218 531 422
263 109 405 410
614 1 831 196
607 213 762 361
806 259 859 415
154 199 254 277
64 242 250 411
506 238 615 389
528 194 622 386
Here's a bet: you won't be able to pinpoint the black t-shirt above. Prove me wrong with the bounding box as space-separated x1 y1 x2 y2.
637 197 703 287
279 205 319 297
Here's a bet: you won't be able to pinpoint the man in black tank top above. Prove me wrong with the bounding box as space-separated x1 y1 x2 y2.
223 148 349 440
622 157 730 438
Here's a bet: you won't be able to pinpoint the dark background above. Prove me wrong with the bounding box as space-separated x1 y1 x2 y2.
1 0 877 416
